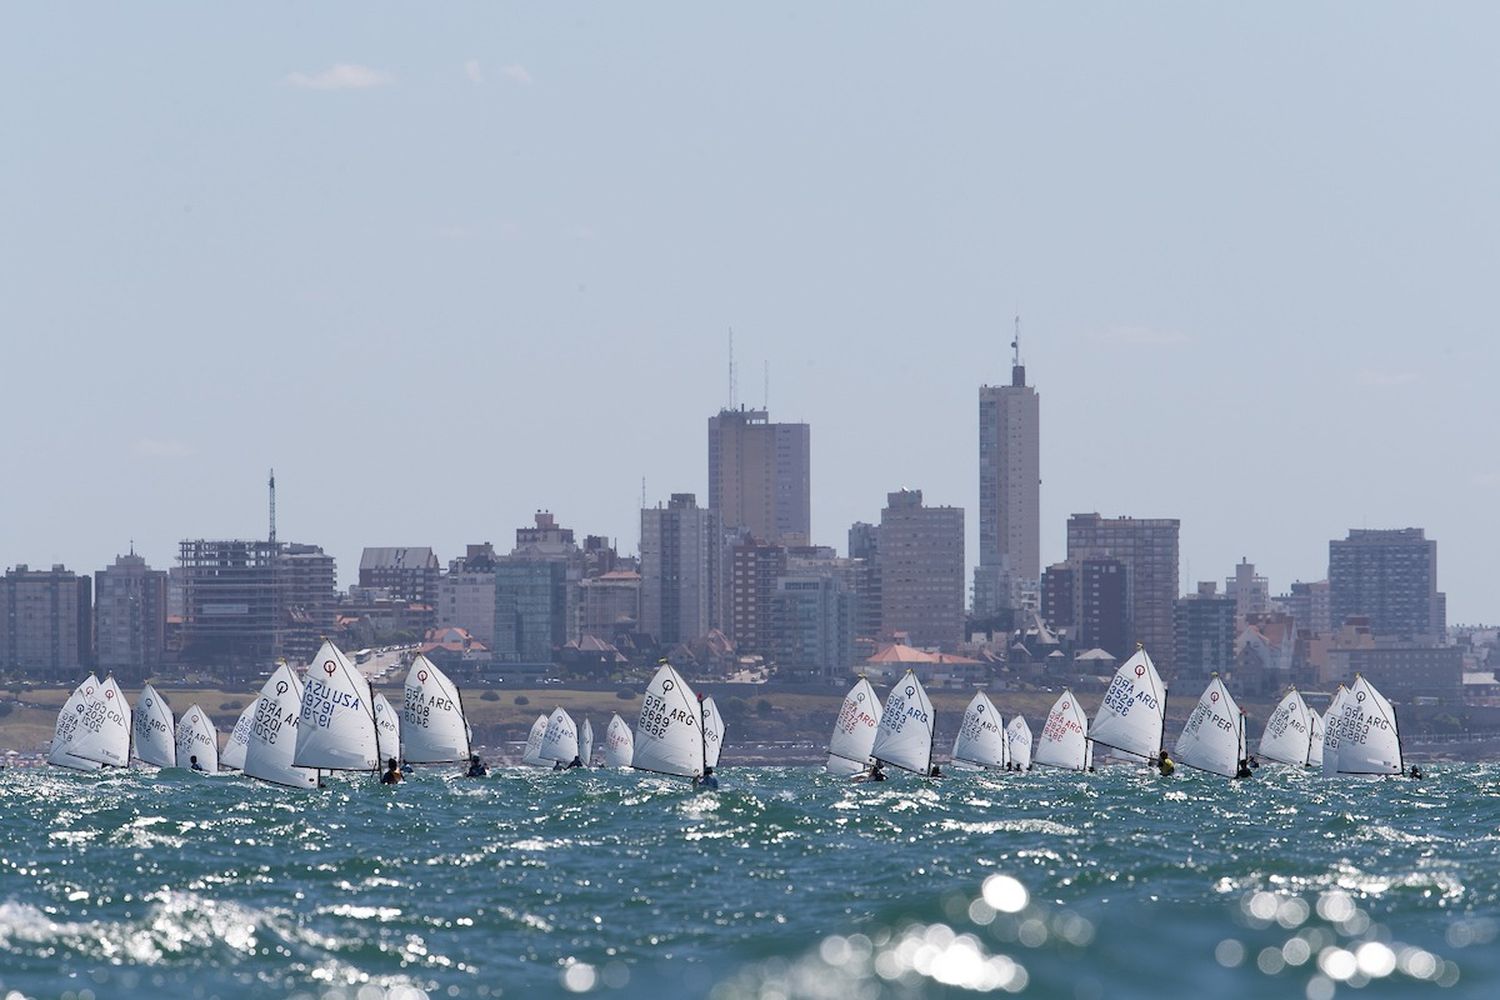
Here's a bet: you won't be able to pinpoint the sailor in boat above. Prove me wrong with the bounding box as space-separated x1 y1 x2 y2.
466 754 489 777
1156 750 1176 777
380 757 403 784
566 755 583 769
693 766 719 791
1235 758 1253 780
1409 765 1424 781
190 755 205 772
928 765 944 779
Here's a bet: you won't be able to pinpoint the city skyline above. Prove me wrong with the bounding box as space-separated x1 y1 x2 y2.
2 5 1495 621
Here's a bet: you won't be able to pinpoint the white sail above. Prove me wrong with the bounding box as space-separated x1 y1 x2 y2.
1033 690 1090 771
870 671 935 775
67 675 131 768
826 677 883 776
522 714 549 767
540 707 580 765
702 696 724 769
132 683 176 768
1258 688 1313 767
220 700 256 771
1320 686 1350 777
631 663 704 778
47 676 105 771
1089 647 1167 761
603 713 634 768
244 664 319 789
1331 676 1403 776
174 705 219 772
1173 676 1241 778
581 717 594 767
951 692 1007 770
1307 710 1325 767
1006 715 1033 770
293 640 379 772
400 656 472 764
373 692 401 765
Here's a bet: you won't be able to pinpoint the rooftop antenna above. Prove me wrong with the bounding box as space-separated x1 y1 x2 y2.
764 360 770 412
268 468 277 549
728 327 737 409
1012 314 1021 368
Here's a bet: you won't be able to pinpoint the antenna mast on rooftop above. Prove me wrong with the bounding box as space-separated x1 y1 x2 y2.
268 468 277 549
728 327 737 409
1012 314 1021 368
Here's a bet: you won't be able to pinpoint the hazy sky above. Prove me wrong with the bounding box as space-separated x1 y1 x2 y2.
2 4 1496 622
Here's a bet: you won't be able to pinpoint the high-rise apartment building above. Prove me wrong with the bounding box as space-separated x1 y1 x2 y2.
1225 558 1269 628
771 573 856 681
177 538 335 675
877 489 965 649
974 338 1040 617
848 521 882 639
94 551 168 681
1174 582 1237 680
439 543 499 648
1328 529 1444 642
1066 513 1181 672
579 570 641 639
640 493 722 647
358 547 441 604
0 564 92 680
727 539 787 657
493 559 569 665
1277 580 1332 637
707 407 811 546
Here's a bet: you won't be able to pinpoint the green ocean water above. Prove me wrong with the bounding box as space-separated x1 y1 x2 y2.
1 763 1496 999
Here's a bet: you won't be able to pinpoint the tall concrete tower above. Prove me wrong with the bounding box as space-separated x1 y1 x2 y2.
974 319 1040 617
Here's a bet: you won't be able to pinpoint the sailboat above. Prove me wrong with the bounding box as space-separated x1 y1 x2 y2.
1173 675 1242 779
400 656 473 767
1306 709 1325 767
174 705 220 772
869 669 936 776
825 677 883 777
220 700 256 771
602 713 634 768
580 717 595 767
540 707 581 768
1033 690 1090 771
1258 687 1315 768
61 675 132 770
132 683 177 769
1319 685 1351 777
951 691 1008 771
1089 646 1167 765
1006 715 1033 770
701 696 724 772
243 662 319 789
631 662 706 781
48 675 105 772
1325 675 1404 777
373 692 401 765
521 714 549 767
293 640 380 777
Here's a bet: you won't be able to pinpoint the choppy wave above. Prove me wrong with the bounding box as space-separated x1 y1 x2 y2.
0 763 1496 998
